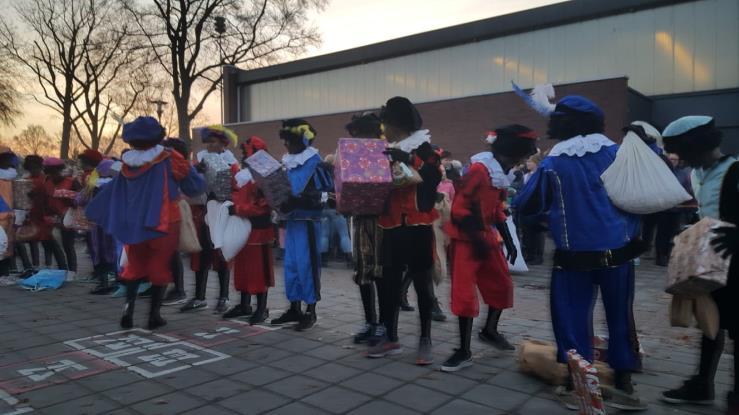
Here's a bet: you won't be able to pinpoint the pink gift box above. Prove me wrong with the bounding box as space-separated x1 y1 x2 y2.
335 138 393 215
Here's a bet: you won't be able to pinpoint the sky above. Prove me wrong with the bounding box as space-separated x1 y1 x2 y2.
0 0 566 140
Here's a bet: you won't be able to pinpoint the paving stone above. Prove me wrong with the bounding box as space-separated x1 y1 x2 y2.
342 372 404 396
101 381 174 405
231 365 293 387
371 360 434 382
40 394 120 415
304 362 362 383
304 343 357 360
302 385 373 414
130 391 205 415
431 398 505 415
18 381 93 409
76 369 141 392
514 397 566 414
415 372 479 396
155 367 220 389
384 383 453 413
186 378 252 403
264 374 329 399
219 389 290 414
180 404 238 415
462 384 530 411
274 337 325 353
266 402 327 415
487 369 545 394
268 354 326 373
346 399 421 415
336 353 390 371
200 356 258 376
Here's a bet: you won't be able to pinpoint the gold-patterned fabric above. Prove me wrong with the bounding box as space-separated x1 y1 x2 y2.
352 215 382 285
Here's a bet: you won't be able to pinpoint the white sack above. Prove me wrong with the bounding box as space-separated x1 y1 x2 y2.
206 200 230 249
601 132 691 215
0 226 7 257
502 216 528 273
14 209 27 226
221 214 252 262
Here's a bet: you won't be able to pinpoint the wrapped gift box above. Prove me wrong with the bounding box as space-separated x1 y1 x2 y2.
335 138 393 215
13 179 32 210
567 350 606 415
592 335 645 364
205 169 232 202
246 150 291 208
667 217 732 297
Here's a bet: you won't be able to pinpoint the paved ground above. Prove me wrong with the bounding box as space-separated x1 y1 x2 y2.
0 241 734 415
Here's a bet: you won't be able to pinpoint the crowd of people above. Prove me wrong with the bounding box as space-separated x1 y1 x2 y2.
0 93 736 413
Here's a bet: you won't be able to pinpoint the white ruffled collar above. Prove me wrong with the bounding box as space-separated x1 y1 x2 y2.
470 152 510 188
548 133 616 158
196 149 238 166
96 177 113 187
389 129 431 153
0 168 17 180
234 168 253 189
282 147 319 170
122 145 164 167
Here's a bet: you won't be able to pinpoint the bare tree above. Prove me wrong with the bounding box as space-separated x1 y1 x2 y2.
122 0 325 144
12 124 57 156
0 0 138 158
0 57 20 126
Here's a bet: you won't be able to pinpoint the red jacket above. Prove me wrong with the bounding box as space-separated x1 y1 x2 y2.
45 176 80 217
445 163 507 242
379 142 442 229
231 164 274 244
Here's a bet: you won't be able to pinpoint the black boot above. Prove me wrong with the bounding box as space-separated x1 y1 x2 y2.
295 303 317 331
479 307 514 350
147 285 167 330
441 317 473 372
354 283 378 344
662 332 724 405
399 274 414 311
271 301 302 325
214 268 230 314
164 254 187 304
428 279 446 322
120 280 141 329
249 292 269 325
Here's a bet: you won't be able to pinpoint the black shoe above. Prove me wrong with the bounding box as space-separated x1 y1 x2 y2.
147 315 167 330
91 284 116 295
214 298 230 314
478 330 515 351
222 304 253 319
120 304 134 329
440 349 472 372
249 308 269 325
661 376 714 405
431 300 447 322
294 311 317 331
353 323 375 344
270 308 302 326
180 298 208 312
400 297 414 312
162 291 187 306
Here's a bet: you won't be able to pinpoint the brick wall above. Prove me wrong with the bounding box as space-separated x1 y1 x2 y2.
212 77 629 163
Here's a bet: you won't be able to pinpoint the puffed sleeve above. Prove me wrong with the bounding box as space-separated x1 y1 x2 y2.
170 151 206 197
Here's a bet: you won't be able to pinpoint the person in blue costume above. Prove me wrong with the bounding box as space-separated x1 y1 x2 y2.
270 119 333 331
513 96 647 411
659 116 739 415
86 116 205 330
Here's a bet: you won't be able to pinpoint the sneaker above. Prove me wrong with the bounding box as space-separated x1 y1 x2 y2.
180 299 208 312
554 386 579 411
431 300 447 322
213 298 230 314
270 308 302 326
366 338 402 358
602 386 648 411
478 330 515 351
294 311 317 331
137 282 152 297
249 308 269 325
222 304 253 319
661 376 714 405
353 323 375 344
416 337 433 366
110 285 126 298
440 349 472 372
368 324 387 347
162 292 188 306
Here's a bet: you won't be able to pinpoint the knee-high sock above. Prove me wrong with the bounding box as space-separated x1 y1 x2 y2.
377 267 402 342
255 292 267 314
170 254 184 295
44 239 67 270
359 283 377 325
124 280 141 313
218 268 230 299
484 308 503 334
194 270 208 301
61 229 77 272
459 317 473 355
240 292 251 308
698 331 725 385
412 271 433 338
149 285 166 319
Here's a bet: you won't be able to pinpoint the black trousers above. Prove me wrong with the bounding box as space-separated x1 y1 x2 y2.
377 224 435 342
642 211 682 261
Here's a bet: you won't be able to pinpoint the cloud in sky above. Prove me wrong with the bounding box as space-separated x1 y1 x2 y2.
0 0 566 140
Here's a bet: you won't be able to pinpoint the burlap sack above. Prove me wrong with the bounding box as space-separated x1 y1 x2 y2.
177 200 201 254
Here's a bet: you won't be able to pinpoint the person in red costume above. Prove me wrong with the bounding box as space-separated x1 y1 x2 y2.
222 136 276 325
367 96 442 366
43 157 81 274
441 125 538 372
23 155 65 269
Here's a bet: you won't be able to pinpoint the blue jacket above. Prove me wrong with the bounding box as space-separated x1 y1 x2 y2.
514 142 640 252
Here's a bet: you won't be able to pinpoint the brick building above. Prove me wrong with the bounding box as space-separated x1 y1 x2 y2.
218 0 739 160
